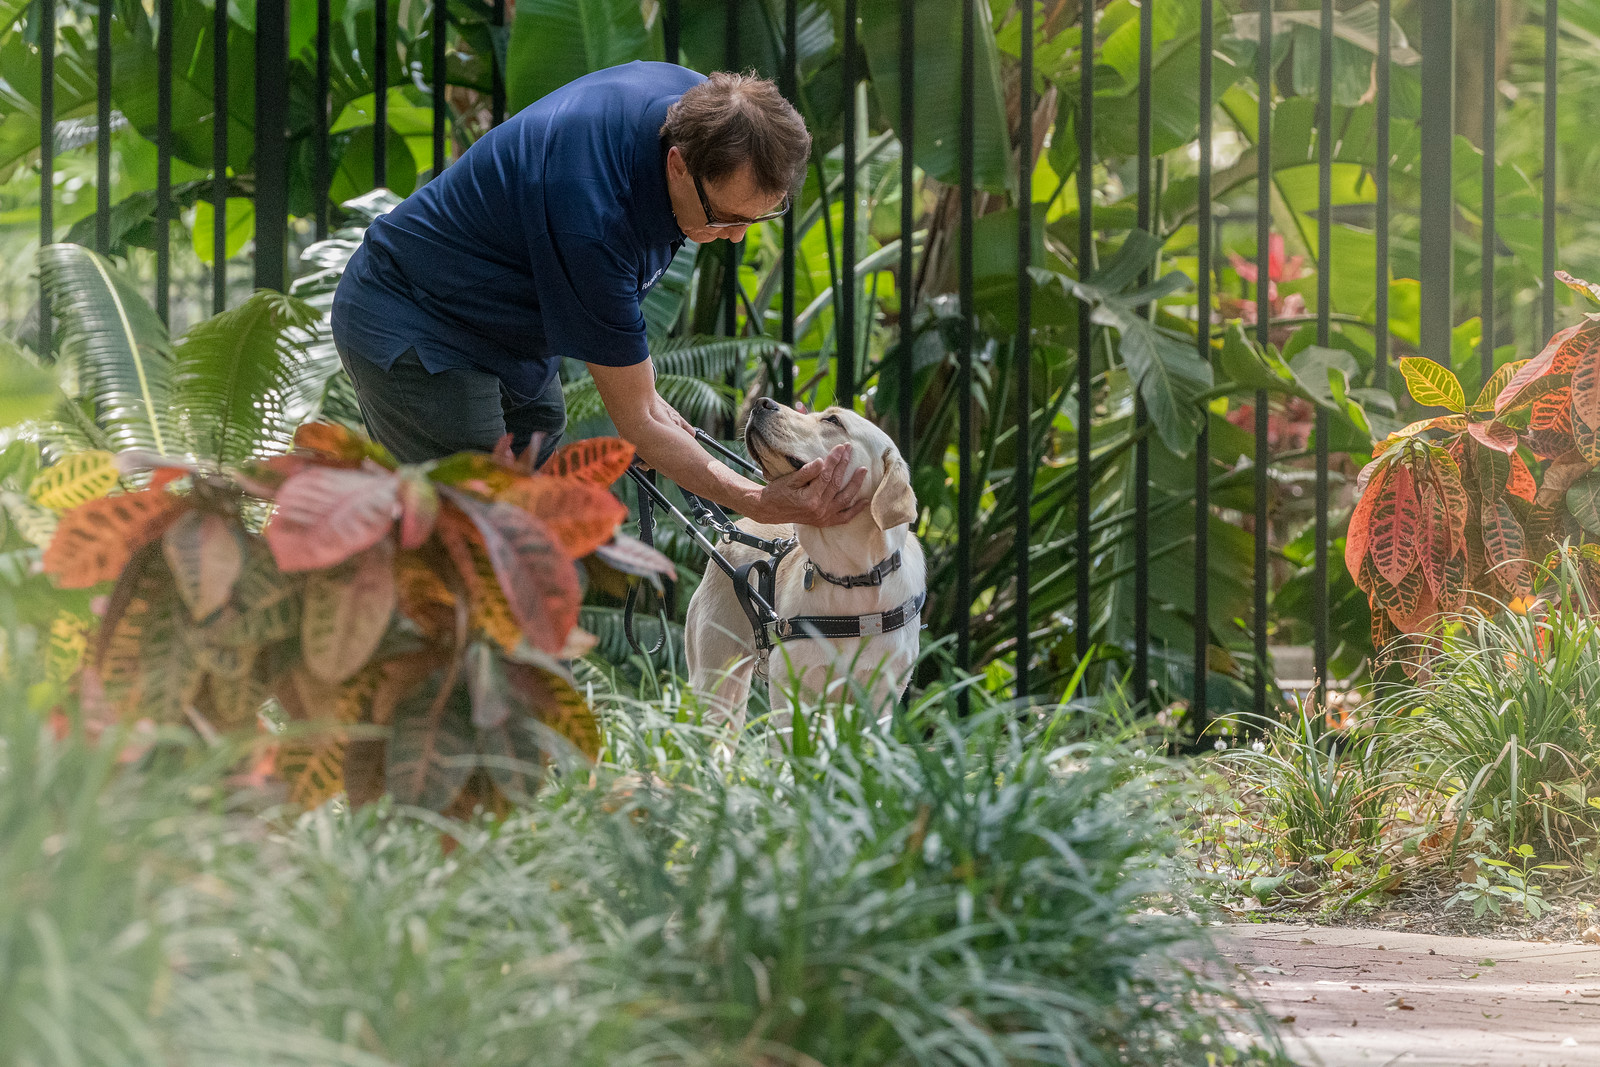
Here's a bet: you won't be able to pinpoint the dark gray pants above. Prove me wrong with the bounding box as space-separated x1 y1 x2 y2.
336 345 565 467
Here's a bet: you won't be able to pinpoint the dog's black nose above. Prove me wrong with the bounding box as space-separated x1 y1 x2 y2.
756 397 781 413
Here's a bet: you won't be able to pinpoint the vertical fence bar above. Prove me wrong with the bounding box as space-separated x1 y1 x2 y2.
1480 9 1496 381
95 0 111 254
897 0 914 451
779 0 798 405
254 0 289 291
1542 0 1556 340
156 0 173 323
722 0 741 432
664 0 680 64
1375 0 1390 388
1193 0 1213 736
212 0 228 313
1014 0 1033 699
492 0 506 126
1074 0 1093 660
1418 0 1453 365
38 0 54 360
1313 0 1332 710
374 0 388 186
1131 0 1152 706
957 0 975 699
1253 0 1272 721
315 0 331 236
432 0 447 182
839 0 857 407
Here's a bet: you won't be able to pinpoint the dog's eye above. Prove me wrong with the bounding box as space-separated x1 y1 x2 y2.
823 414 844 427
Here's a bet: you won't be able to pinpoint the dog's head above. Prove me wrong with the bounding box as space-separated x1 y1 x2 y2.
743 397 917 530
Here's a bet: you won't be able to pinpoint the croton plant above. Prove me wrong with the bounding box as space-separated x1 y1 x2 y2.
38 422 672 813
1347 272 1600 672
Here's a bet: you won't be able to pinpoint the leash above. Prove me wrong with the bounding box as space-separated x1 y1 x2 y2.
620 430 923 675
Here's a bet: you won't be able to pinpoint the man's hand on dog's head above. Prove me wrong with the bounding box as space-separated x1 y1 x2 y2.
759 443 868 527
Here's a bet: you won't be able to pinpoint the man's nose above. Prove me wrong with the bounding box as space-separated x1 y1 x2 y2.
720 225 750 242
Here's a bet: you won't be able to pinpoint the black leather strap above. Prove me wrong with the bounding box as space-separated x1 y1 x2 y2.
806 550 902 590
765 590 927 645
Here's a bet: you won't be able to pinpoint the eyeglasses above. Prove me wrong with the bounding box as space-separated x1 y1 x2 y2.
692 171 791 228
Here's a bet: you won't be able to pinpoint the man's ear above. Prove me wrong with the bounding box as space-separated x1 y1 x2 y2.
870 448 918 530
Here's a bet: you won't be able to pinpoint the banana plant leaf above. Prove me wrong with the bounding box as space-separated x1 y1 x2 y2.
858 0 1013 196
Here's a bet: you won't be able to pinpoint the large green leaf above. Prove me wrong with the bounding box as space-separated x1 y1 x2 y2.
1041 232 1214 455
859 0 1013 195
0 27 98 180
329 124 418 203
110 0 257 173
39 244 175 456
170 290 320 461
505 0 660 113
0 337 58 430
191 197 257 267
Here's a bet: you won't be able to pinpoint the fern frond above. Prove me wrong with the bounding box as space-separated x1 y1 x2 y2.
655 376 734 427
39 244 175 455
651 334 789 379
170 290 320 463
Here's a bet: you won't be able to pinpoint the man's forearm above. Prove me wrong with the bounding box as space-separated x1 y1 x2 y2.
623 402 770 521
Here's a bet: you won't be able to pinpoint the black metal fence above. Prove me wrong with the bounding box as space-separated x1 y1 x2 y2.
21 0 1570 721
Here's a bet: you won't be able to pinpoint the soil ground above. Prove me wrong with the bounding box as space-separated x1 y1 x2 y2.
1223 922 1600 1066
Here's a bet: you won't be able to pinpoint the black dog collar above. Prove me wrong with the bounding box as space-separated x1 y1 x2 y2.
803 550 902 591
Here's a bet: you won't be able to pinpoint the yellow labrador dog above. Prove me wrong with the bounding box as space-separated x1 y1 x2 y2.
685 398 925 728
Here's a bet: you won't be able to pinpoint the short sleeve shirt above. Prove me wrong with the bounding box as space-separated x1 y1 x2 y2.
331 61 702 400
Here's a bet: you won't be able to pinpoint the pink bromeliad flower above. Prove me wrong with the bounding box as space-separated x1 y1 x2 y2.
1220 233 1308 345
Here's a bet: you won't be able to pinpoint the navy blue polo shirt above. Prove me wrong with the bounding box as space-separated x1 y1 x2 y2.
331 61 702 400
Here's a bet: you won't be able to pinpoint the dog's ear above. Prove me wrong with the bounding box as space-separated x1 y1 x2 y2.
870 448 918 530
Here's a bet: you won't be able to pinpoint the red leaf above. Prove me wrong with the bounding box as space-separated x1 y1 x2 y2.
294 421 377 466
440 489 580 656
161 510 244 619
1375 563 1424 620
1535 449 1593 508
1345 463 1386 582
497 476 629 558
1497 323 1582 414
1368 463 1421 588
1417 482 1450 604
1576 406 1600 465
1565 322 1600 430
1441 550 1467 611
43 490 183 589
544 438 636 486
1479 497 1530 594
592 534 677 586
302 539 398 684
1506 452 1536 502
1429 448 1470 554
1475 445 1511 503
1466 419 1518 454
265 465 401 572
397 471 439 550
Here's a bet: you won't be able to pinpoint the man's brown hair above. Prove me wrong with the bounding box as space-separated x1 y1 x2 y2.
661 71 811 197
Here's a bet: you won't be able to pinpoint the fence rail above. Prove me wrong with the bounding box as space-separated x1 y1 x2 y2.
15 0 1572 725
